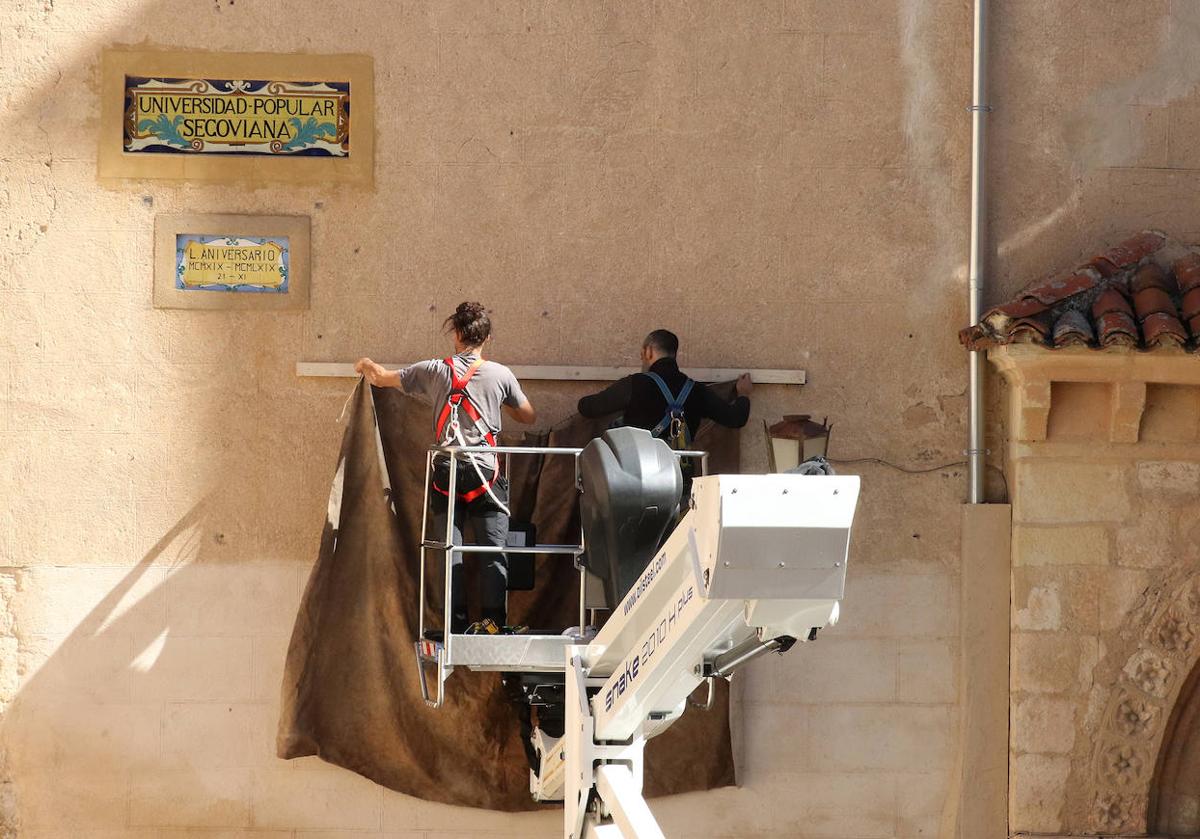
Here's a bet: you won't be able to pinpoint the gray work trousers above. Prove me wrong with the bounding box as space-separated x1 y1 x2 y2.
430 473 509 633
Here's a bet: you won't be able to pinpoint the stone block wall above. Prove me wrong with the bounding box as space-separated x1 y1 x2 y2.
738 559 961 838
1008 380 1200 836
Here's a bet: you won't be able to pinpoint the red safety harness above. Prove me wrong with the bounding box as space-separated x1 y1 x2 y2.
432 356 500 503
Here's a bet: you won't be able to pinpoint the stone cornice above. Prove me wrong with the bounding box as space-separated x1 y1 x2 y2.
988 345 1200 442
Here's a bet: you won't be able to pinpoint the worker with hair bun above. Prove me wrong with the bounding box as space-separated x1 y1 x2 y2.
356 301 536 635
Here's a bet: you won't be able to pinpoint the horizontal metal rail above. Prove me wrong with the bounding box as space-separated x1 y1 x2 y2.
432 443 709 459
417 441 710 706
432 444 589 456
421 541 583 555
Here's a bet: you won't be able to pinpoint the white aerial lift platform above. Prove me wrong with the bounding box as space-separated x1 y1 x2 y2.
414 429 859 839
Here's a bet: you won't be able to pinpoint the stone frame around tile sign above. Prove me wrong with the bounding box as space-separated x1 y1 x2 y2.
153 214 310 311
99 48 373 186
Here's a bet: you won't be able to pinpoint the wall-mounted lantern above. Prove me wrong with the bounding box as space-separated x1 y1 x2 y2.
765 415 832 472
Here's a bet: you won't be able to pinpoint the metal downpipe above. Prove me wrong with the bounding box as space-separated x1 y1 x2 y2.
967 0 989 504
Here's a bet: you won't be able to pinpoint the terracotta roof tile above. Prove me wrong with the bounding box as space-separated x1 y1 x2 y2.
1052 309 1094 347
1009 315 1052 343
1096 310 1139 347
1174 254 1200 294
1131 262 1176 295
1093 287 1133 319
959 230 1200 353
1133 286 1176 321
987 270 1100 322
1089 230 1167 276
992 296 1059 320
1182 286 1200 321
1023 271 1101 306
1143 312 1188 348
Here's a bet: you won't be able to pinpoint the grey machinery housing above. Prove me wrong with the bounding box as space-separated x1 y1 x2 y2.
579 427 683 609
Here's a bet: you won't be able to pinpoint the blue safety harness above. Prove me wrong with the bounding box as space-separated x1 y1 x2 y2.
644 372 695 447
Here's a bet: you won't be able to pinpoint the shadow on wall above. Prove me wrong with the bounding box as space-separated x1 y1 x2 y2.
3 486 558 836
2 4 376 833
0 499 306 834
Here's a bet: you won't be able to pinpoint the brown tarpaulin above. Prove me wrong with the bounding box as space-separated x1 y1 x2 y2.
277 381 740 810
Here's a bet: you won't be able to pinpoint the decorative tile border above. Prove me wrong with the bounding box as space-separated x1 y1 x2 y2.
124 77 350 157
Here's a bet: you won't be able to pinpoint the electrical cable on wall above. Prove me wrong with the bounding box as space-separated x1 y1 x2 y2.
829 456 968 474
827 454 1009 500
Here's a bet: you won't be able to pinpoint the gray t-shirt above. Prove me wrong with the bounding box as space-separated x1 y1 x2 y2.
400 353 526 468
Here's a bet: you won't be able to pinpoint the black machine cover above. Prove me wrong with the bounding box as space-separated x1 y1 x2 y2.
579 427 683 609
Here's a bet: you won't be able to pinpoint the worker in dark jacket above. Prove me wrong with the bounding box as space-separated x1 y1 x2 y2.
578 329 753 440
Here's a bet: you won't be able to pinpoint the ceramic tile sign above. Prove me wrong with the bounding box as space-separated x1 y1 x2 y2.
155 215 309 310
175 234 290 293
124 78 350 157
100 50 373 184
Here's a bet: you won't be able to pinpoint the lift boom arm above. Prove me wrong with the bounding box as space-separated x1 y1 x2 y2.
532 471 859 838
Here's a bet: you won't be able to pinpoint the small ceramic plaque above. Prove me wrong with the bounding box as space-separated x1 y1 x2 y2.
154 215 309 310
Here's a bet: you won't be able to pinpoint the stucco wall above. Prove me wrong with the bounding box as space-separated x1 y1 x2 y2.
0 1 974 838
988 1 1200 296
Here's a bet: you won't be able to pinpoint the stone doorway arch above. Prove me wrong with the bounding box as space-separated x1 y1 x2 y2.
1150 653 1200 834
1065 571 1200 834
